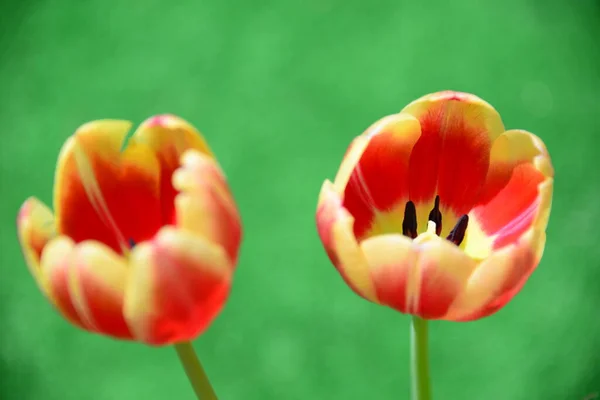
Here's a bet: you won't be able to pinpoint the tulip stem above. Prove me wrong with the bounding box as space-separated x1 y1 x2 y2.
410 316 432 400
175 342 218 400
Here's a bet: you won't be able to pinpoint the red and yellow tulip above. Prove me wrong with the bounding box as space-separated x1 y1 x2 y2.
17 115 242 345
316 91 553 321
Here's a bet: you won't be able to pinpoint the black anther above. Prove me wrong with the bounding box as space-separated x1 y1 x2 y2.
446 215 469 246
402 201 418 239
428 195 442 236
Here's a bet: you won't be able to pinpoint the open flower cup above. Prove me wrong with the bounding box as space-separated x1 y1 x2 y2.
17 115 242 399
316 91 554 399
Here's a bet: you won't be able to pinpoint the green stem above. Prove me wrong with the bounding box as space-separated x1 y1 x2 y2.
410 316 432 400
174 342 218 400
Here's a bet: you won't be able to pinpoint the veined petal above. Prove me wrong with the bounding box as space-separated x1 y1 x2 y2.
39 237 132 338
55 120 162 254
39 237 86 328
359 234 417 313
316 181 377 302
359 231 477 319
472 130 554 250
410 233 478 319
70 241 132 338
172 150 242 265
124 227 232 345
341 113 421 240
401 91 505 215
17 198 56 297
445 228 544 321
133 114 214 225
332 135 370 193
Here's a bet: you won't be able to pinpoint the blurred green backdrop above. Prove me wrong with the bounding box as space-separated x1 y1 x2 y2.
1 0 599 399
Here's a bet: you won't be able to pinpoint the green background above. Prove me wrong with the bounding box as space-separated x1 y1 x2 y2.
1 0 599 399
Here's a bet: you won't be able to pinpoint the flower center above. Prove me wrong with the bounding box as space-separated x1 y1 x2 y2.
402 195 469 246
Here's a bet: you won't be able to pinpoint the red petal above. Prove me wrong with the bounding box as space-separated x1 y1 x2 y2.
401 91 505 215
472 130 553 250
40 237 133 339
342 114 421 240
39 237 87 329
360 235 417 313
450 229 543 321
316 182 377 301
55 120 162 254
173 151 242 265
124 228 232 345
70 242 133 339
133 115 214 225
17 198 56 296
360 232 477 319
411 235 477 319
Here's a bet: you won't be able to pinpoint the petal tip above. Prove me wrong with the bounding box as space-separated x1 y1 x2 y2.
141 114 184 129
17 197 42 224
74 119 134 138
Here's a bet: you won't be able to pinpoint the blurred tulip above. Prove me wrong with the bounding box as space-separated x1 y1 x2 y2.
17 115 242 345
316 91 553 321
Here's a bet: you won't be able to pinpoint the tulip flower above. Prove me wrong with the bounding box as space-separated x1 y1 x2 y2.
17 115 242 399
315 91 553 399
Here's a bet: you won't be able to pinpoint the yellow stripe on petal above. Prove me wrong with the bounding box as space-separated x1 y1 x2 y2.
172 150 242 264
124 227 232 345
341 113 422 240
332 136 370 194
360 234 417 312
55 119 162 254
400 91 505 215
410 234 478 319
462 213 493 261
70 241 132 339
333 112 420 195
444 228 542 321
40 236 88 328
134 114 213 161
534 179 553 232
401 91 505 140
17 198 56 297
474 129 554 250
316 181 377 302
132 114 215 225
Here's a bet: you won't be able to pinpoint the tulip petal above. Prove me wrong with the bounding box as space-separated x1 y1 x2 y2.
401 91 505 216
70 241 132 338
332 135 370 193
360 232 477 319
316 181 377 302
40 237 132 338
133 115 213 225
55 120 162 254
172 150 242 264
359 234 417 313
39 236 86 328
445 228 544 321
17 198 56 297
124 227 232 345
471 130 554 250
411 233 478 319
341 113 421 240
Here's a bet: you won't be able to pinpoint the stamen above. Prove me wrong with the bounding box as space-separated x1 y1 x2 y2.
128 238 136 248
446 215 469 246
428 195 442 235
402 201 418 239
426 220 437 235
